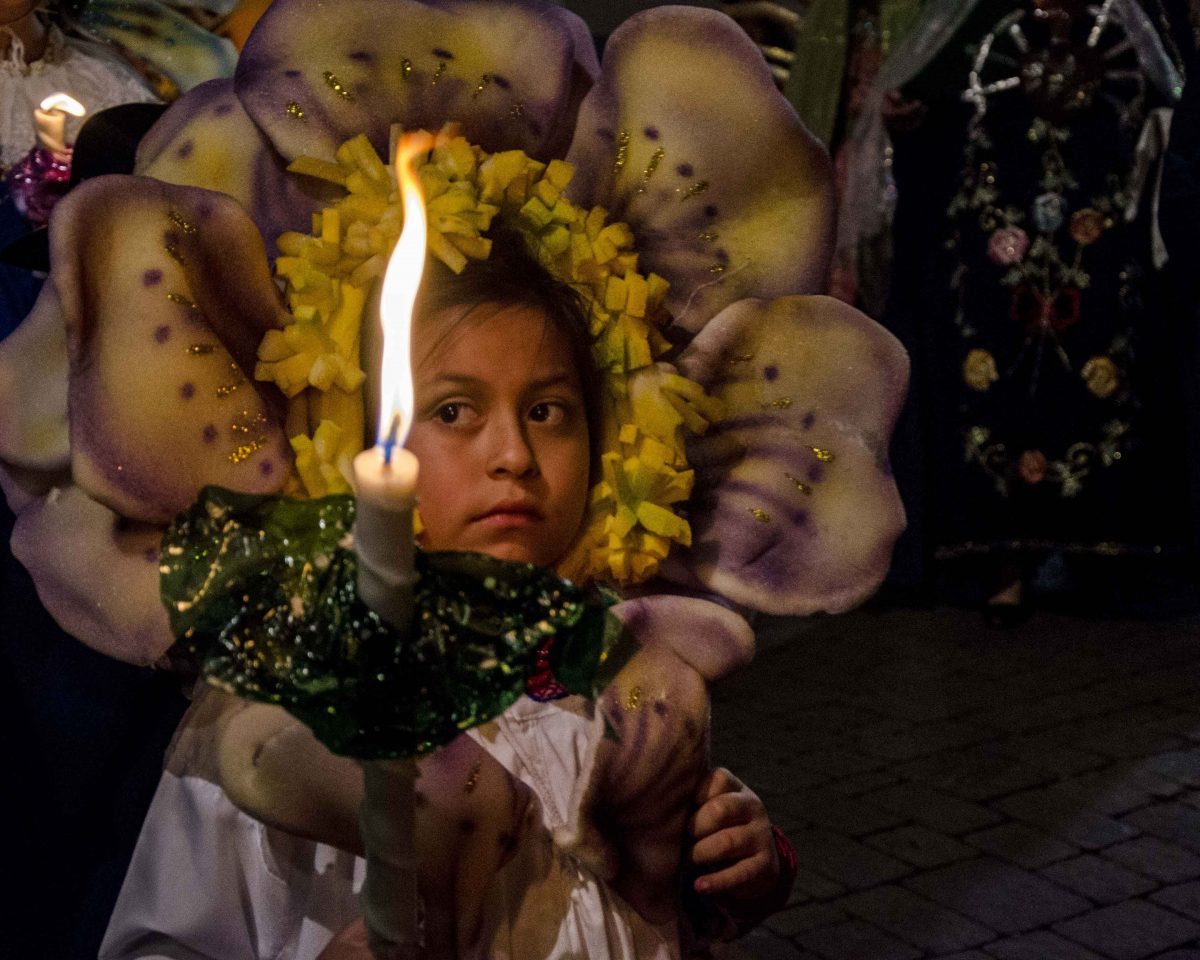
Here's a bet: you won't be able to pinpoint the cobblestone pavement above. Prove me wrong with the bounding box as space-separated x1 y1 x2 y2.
710 606 1200 960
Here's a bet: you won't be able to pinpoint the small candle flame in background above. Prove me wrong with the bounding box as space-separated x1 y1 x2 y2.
38 93 87 116
377 131 434 463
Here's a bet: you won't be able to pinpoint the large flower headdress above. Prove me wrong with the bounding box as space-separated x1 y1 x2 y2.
0 0 908 669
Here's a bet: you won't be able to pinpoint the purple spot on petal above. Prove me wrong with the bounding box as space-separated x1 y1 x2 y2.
792 510 808 527
704 204 719 219
432 47 454 60
715 248 730 265
284 68 302 78
144 546 159 563
643 126 659 140
492 74 511 90
164 230 180 247
154 325 171 344
180 382 195 400
259 461 275 477
764 365 779 381
143 269 163 287
197 200 213 220
528 119 542 136
677 163 693 177
348 50 372 62
202 424 218 443
802 412 816 429
808 463 825 483
214 102 233 116
597 127 614 142
176 140 194 159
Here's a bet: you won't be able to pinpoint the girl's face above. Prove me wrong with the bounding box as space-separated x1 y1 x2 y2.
405 302 591 567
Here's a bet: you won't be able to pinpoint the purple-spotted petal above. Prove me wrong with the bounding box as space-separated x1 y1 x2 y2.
565 8 834 335
135 78 339 254
50 175 292 524
10 484 172 665
672 295 908 615
0 284 69 470
611 594 754 682
235 0 590 164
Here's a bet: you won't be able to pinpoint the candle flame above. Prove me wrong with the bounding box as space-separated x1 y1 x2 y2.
377 131 434 461
39 93 86 116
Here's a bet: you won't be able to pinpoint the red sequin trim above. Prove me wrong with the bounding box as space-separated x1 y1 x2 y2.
525 635 567 701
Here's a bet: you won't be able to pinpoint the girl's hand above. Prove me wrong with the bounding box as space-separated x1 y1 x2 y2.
689 767 780 902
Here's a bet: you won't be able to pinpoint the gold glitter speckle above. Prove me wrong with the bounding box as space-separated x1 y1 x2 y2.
698 231 718 243
431 61 447 85
187 343 216 356
613 130 631 175
167 292 198 310
167 210 197 235
763 397 793 409
678 180 709 200
709 263 726 275
286 101 306 121
625 685 642 711
508 102 525 120
401 57 413 79
473 74 492 98
635 147 665 194
322 70 355 101
464 762 481 794
812 447 835 463
750 508 771 523
728 353 753 365
785 473 813 495
229 438 266 465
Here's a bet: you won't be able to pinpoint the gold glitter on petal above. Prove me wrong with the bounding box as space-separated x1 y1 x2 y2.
187 343 216 356
728 354 753 365
164 242 185 265
229 438 265 465
286 101 306 121
750 508 771 523
635 147 665 194
624 685 642 711
708 263 726 275
785 473 812 495
167 292 199 310
613 129 631 175
698 231 718 243
167 210 197 235
431 61 447 86
812 447 835 462
464 761 481 793
509 102 525 120
763 397 792 409
678 180 709 200
322 70 355 101
473 74 491 98
401 57 413 80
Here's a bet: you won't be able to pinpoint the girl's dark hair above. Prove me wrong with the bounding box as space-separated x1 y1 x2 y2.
415 227 603 476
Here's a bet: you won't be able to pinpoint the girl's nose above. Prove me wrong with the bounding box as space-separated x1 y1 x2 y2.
487 415 539 479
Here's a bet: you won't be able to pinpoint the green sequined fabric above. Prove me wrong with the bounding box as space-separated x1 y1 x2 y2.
161 486 618 759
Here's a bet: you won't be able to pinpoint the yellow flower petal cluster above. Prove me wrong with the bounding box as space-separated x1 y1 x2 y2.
256 127 721 585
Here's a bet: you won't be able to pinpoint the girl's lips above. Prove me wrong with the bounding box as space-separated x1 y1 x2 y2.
474 503 543 527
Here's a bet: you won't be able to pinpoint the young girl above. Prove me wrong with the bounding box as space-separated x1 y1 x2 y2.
100 234 795 960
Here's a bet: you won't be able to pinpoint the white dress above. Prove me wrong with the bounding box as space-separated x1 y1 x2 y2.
100 695 679 960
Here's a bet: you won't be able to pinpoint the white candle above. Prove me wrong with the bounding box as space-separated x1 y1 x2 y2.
34 93 85 156
351 444 418 626
351 130 434 960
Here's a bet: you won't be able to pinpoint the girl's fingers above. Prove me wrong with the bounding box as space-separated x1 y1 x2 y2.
689 790 755 839
695 766 743 804
691 823 761 866
693 851 770 895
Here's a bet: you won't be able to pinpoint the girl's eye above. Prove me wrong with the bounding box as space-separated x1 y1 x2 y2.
436 402 471 424
529 401 566 425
